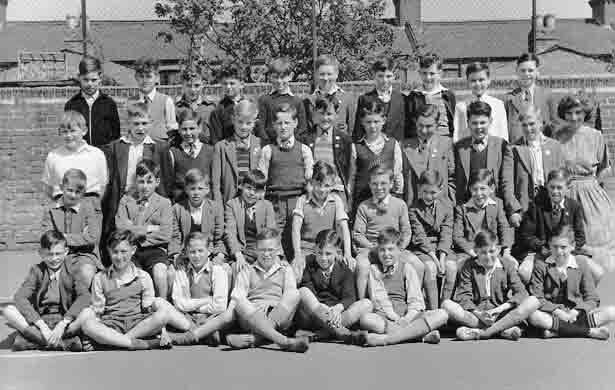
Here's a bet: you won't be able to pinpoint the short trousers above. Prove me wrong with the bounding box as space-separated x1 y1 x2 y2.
99 312 152 334
134 247 169 274
237 304 294 332
39 312 64 328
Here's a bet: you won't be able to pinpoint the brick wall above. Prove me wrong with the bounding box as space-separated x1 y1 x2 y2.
2 75 615 249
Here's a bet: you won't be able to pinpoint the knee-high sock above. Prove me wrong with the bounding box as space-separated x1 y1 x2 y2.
383 318 432 345
481 309 525 339
22 326 47 346
423 268 439 310
245 311 289 346
313 306 351 338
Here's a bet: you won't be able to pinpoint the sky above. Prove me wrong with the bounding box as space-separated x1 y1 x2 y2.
6 0 592 21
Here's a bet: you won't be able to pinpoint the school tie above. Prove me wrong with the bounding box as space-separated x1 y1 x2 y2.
186 144 197 158
246 205 255 221
552 205 562 223
63 206 73 234
522 90 532 104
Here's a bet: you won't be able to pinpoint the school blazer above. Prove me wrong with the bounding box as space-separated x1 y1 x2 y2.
212 135 263 203
453 136 520 215
512 136 565 212
514 197 586 261
403 135 455 206
300 257 357 310
529 258 599 313
453 198 514 255
409 199 454 255
224 197 277 255
406 89 456 139
169 198 226 257
41 200 102 264
504 86 559 143
353 89 406 142
14 260 91 325
454 257 528 312
115 192 173 248
101 139 173 235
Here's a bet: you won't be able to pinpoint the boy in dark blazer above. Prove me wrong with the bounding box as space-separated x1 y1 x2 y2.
515 168 604 284
115 159 173 299
174 69 216 146
2 231 90 351
512 105 564 212
41 169 103 287
504 53 559 143
528 225 615 340
169 169 225 261
225 170 278 275
403 104 455 206
454 101 521 226
212 99 263 203
442 230 539 341
64 57 120 147
297 230 372 343
353 58 405 142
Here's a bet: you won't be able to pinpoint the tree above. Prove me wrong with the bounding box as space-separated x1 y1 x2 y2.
155 0 412 81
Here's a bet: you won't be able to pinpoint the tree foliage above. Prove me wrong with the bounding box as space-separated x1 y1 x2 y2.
155 0 413 81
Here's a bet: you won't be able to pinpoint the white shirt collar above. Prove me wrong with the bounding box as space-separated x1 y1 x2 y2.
546 254 578 269
270 89 294 96
277 136 296 148
120 135 155 145
468 197 497 209
315 84 343 96
415 85 447 95
189 201 205 213
140 88 157 102
82 90 100 103
254 262 282 279
482 257 503 273
54 197 81 213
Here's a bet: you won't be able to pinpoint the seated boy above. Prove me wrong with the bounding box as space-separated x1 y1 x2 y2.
169 168 225 263
115 159 173 299
2 231 90 351
442 230 540 341
353 166 435 308
226 228 310 352
297 229 372 343
41 168 103 286
409 169 456 308
167 232 233 346
528 225 615 340
515 168 604 284
291 161 353 280
225 170 278 275
79 229 188 350
356 228 449 347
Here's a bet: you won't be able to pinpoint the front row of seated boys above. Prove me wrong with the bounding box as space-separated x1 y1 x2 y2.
5 217 615 352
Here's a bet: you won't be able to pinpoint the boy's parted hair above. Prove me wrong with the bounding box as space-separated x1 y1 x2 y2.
518 104 542 122
315 229 343 251
239 169 267 190
60 110 87 131
267 57 292 76
516 52 540 67
372 58 396 73
419 52 443 70
467 100 492 119
273 102 298 120
547 167 571 185
312 160 336 183
177 107 201 125
135 159 161 179
185 231 210 248
107 229 137 249
134 56 160 75
416 104 441 123
78 57 102 75
557 95 593 122
256 227 281 242
473 229 498 249
550 224 575 244
184 168 210 187
127 101 149 119
369 165 394 182
40 230 67 250
315 55 339 71
233 98 259 119
465 62 490 78
218 64 244 81
469 168 496 188
377 227 401 246
62 168 87 192
418 169 443 187
358 97 386 119
314 97 340 114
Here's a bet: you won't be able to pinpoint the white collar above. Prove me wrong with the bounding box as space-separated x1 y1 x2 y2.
416 85 447 95
372 194 392 206
141 89 157 102
189 201 205 212
82 90 100 102
54 197 81 213
546 254 578 269
315 84 343 96
467 197 497 209
254 262 282 279
120 135 155 145
270 89 294 96
481 257 503 273
376 86 393 96
277 136 295 148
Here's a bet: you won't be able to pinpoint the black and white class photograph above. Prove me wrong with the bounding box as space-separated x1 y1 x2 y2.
1 0 614 389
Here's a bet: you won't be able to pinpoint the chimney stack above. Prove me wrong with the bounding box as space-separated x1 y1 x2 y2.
0 0 8 32
529 13 559 53
589 0 615 26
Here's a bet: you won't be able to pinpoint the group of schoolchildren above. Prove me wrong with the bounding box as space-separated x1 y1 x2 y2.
5 50 615 354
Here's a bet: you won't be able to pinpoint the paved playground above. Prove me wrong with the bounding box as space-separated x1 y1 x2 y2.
1 251 614 390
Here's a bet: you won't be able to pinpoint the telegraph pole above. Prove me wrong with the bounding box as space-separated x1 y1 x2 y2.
81 0 88 57
530 0 537 54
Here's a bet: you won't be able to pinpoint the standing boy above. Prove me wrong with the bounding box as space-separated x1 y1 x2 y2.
65 57 120 147
174 68 216 145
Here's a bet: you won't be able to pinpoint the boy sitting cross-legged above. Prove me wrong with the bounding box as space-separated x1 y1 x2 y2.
2 231 90 351
296 229 372 343
442 230 540 341
79 229 189 350
356 228 449 347
225 228 310 352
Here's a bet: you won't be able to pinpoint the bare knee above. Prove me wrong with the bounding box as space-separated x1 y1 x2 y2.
358 299 374 312
152 263 168 279
440 299 458 314
519 296 541 314
528 310 551 329
2 304 18 318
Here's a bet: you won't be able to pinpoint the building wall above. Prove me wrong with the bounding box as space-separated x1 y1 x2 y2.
1 76 615 249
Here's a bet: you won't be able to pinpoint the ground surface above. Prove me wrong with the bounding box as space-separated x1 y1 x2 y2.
1 251 614 390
